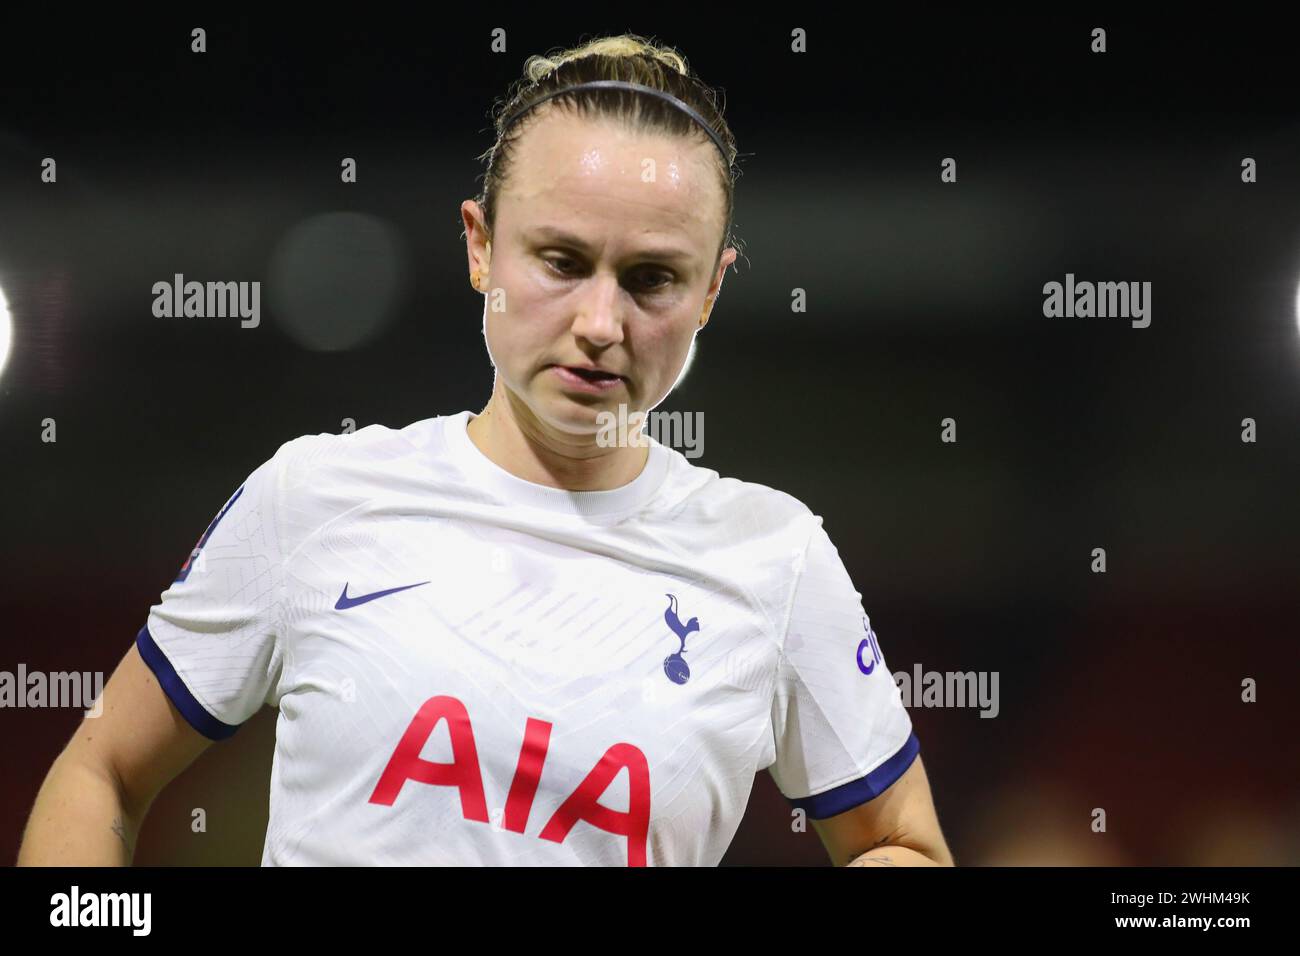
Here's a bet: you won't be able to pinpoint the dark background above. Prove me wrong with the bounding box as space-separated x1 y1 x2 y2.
1 11 1297 865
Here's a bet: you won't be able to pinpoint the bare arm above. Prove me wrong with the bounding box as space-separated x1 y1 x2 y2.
17 641 214 865
810 754 955 867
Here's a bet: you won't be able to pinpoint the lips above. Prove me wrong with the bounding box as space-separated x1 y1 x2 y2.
551 364 626 392
560 365 622 382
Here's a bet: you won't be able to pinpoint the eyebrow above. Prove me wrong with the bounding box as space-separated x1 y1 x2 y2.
523 226 695 264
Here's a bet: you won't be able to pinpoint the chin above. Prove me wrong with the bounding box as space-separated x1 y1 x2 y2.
549 399 614 434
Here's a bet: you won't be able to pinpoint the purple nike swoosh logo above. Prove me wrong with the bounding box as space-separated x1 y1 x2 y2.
335 581 430 610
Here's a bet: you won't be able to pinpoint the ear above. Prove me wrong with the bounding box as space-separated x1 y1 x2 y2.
461 200 493 279
699 247 738 329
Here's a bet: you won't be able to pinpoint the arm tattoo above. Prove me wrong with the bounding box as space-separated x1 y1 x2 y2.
850 854 896 866
111 815 130 852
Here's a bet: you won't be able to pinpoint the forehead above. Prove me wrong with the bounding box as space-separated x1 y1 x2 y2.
500 107 722 244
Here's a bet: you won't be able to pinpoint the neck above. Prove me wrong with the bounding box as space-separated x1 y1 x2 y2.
466 381 650 492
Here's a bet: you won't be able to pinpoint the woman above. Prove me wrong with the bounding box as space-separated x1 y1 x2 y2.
19 34 952 867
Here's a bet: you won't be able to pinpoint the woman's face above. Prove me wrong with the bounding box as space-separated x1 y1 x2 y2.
462 107 737 440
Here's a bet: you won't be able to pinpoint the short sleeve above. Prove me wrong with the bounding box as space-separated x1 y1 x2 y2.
767 519 919 819
135 447 289 740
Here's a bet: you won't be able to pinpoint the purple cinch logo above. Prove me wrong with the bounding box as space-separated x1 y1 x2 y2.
857 615 882 675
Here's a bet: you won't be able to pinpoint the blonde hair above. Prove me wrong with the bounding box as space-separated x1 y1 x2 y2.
472 33 742 267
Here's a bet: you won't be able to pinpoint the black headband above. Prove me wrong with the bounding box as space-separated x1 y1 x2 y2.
500 79 731 168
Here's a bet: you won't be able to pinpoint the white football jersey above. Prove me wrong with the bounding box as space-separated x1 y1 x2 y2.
138 410 918 866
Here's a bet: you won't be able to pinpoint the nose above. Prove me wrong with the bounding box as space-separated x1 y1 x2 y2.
569 273 624 347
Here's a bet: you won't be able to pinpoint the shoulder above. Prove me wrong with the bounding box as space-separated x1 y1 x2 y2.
653 451 830 642
269 416 441 473
245 417 446 554
656 447 823 547
266 417 442 489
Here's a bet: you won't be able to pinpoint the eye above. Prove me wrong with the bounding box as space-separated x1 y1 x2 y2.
543 255 580 277
633 270 674 292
